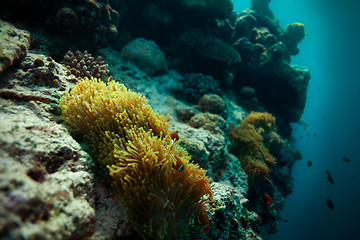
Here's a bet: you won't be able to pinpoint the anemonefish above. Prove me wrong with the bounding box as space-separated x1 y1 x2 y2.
262 193 275 210
197 205 210 233
170 132 179 141
172 155 184 171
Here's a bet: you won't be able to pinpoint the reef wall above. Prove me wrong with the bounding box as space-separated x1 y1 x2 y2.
0 0 308 239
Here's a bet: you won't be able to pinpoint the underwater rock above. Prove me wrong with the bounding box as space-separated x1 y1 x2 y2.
237 86 265 112
169 120 228 181
198 94 227 117
0 20 31 74
188 112 228 136
120 38 168 76
251 0 274 19
181 28 241 65
233 37 265 68
233 9 258 40
0 52 136 239
55 7 79 33
0 53 77 103
0 97 96 239
281 22 306 57
251 27 278 47
254 64 311 122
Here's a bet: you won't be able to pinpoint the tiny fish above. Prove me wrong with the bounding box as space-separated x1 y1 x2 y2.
197 206 210 233
307 161 312 167
313 133 317 137
263 193 275 210
326 175 335 184
172 155 184 171
325 170 335 184
170 132 179 141
322 117 326 121
325 198 335 210
342 157 350 163
283 219 288 223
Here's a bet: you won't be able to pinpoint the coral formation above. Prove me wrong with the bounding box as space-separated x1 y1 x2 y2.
237 86 265 112
55 7 79 33
281 22 306 56
176 73 222 103
198 94 227 117
181 28 241 65
120 38 168 76
59 77 212 239
229 112 276 179
251 0 274 18
188 112 228 135
63 50 109 79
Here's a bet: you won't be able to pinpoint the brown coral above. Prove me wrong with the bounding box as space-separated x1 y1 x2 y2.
229 112 276 178
63 50 109 79
59 77 212 239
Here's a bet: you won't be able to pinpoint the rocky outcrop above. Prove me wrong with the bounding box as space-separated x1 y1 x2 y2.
0 20 31 74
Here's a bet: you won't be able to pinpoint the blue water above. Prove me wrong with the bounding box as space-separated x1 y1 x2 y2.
234 0 360 239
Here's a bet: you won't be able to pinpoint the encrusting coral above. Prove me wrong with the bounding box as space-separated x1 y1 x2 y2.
229 112 276 179
59 77 212 239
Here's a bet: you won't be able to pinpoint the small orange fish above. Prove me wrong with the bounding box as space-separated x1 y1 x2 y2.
197 205 210 233
173 155 184 171
170 132 179 140
263 193 275 210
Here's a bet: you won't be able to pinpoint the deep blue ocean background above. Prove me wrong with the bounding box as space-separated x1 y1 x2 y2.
234 1 360 239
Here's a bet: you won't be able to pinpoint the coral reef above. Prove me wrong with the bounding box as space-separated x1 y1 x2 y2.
63 50 109 79
59 78 212 239
0 0 310 238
